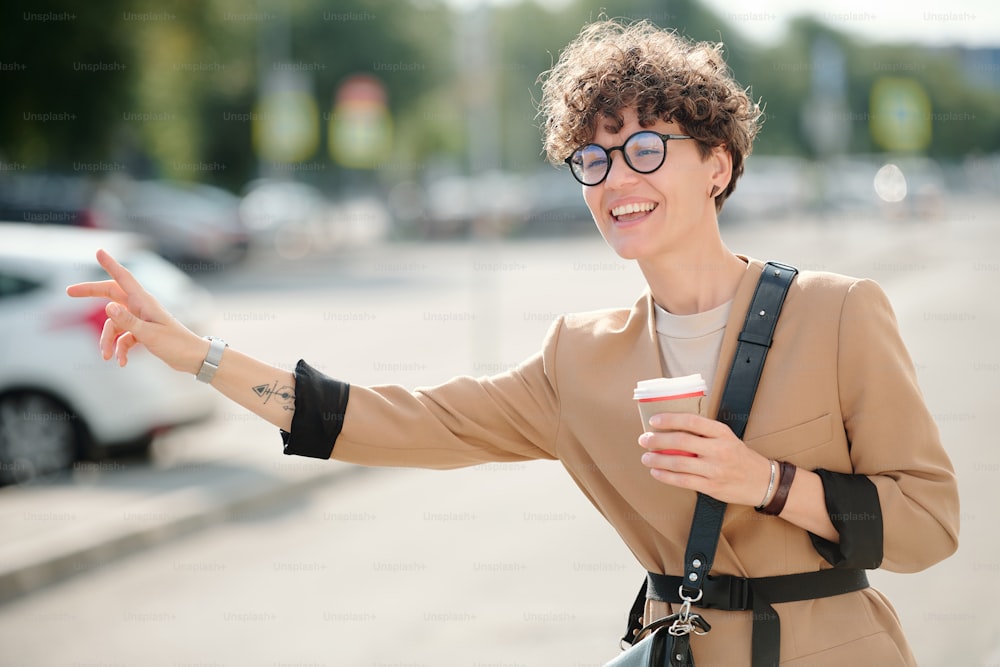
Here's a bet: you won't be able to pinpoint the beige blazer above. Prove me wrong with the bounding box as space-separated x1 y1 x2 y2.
331 257 960 665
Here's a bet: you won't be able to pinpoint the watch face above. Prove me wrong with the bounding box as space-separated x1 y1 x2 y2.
208 339 226 363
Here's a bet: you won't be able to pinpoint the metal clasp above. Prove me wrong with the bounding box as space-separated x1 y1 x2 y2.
669 586 710 636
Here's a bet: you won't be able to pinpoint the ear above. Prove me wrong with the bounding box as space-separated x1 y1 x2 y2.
708 144 732 197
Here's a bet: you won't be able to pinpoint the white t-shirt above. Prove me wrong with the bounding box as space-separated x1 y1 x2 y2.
653 299 733 400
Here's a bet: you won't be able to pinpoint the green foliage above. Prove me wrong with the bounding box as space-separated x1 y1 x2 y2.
1 0 137 168
1 0 997 191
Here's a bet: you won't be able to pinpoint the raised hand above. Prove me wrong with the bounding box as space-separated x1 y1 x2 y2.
66 249 208 374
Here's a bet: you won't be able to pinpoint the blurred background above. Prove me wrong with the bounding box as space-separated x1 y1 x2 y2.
1 0 998 665
2 0 998 246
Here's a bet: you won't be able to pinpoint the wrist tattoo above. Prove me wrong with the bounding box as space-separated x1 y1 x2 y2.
252 381 295 411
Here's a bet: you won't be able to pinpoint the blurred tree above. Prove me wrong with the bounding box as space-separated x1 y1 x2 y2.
2 0 997 191
749 18 851 157
120 1 233 180
0 0 137 168
492 1 587 171
701 14 1000 160
488 0 759 173
846 40 1000 159
745 35 812 156
283 0 454 192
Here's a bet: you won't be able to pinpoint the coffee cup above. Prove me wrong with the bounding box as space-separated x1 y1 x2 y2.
633 374 707 456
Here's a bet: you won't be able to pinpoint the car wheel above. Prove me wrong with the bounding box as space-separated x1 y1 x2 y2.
0 392 80 484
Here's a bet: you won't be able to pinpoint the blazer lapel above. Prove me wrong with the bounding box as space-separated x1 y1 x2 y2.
634 288 673 385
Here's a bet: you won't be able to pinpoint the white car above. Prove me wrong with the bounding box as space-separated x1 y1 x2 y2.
0 224 218 483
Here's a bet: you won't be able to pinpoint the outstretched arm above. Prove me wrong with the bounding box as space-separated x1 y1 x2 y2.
66 249 295 432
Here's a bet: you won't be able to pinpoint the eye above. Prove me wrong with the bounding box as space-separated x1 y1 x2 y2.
628 136 664 158
585 155 609 170
575 145 608 170
634 147 663 158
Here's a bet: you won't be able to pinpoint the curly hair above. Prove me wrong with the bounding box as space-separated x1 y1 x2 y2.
537 18 763 211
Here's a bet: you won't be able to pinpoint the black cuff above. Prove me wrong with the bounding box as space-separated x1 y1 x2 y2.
808 469 883 569
280 359 349 459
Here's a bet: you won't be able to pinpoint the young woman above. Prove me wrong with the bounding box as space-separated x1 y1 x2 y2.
68 18 958 666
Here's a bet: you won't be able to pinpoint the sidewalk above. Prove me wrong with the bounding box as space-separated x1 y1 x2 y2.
0 411 350 605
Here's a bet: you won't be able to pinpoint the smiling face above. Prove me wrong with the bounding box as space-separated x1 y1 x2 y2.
581 108 732 264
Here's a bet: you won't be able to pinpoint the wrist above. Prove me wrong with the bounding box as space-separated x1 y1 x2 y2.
184 335 212 376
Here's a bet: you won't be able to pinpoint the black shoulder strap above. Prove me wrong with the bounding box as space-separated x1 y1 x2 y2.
622 261 798 645
680 261 797 597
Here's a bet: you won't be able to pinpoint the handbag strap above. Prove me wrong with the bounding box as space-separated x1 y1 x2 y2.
681 261 797 598
622 261 798 646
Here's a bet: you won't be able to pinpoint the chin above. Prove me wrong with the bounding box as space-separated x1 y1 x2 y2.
603 238 646 261
595 217 662 261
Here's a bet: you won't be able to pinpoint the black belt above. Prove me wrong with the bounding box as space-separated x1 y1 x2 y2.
626 568 870 666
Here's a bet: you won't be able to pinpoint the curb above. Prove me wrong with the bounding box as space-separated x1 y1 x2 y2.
0 463 350 606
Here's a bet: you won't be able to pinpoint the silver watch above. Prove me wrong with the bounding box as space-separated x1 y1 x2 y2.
195 336 228 383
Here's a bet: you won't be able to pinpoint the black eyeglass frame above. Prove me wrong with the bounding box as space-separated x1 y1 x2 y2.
564 131 694 186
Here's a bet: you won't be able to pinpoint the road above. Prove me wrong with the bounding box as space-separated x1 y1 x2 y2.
1 202 998 666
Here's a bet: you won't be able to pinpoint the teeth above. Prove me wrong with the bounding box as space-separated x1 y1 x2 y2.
611 202 656 217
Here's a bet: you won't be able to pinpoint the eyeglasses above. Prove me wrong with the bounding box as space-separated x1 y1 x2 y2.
564 131 693 186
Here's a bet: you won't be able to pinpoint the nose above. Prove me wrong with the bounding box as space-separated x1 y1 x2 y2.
603 148 638 189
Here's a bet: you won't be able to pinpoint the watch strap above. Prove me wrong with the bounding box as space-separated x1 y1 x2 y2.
196 336 227 383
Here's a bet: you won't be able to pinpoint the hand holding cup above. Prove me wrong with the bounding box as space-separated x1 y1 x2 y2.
633 374 707 457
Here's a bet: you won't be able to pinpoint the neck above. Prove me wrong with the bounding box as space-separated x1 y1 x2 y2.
639 240 746 315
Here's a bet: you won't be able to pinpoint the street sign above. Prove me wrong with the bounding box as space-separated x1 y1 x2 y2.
328 74 392 169
870 77 932 152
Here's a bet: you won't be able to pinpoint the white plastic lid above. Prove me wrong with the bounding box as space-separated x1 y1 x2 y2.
633 374 707 400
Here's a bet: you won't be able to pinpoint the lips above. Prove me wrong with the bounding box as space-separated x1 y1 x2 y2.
610 201 657 223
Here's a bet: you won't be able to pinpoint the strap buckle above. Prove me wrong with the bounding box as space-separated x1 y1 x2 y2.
700 574 752 610
721 575 751 610
669 586 711 637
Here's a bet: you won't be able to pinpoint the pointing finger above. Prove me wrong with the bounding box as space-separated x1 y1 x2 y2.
96 248 146 296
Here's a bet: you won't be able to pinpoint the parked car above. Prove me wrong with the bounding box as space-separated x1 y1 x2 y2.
0 171 125 230
110 178 251 270
718 155 813 223
240 179 390 257
515 168 593 237
239 178 331 258
0 224 218 484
